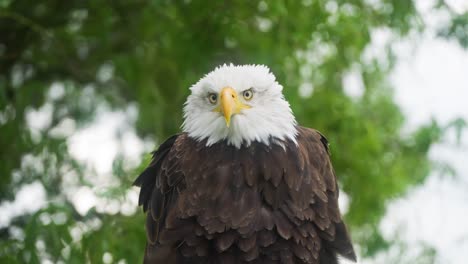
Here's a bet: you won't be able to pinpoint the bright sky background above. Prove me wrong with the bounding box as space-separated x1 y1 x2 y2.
382 0 468 262
1 0 468 263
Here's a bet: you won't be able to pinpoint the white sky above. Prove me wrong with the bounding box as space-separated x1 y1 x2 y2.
1 0 468 263
372 1 468 263
379 45 468 262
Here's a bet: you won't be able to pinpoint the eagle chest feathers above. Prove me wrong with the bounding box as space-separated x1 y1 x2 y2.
134 127 356 264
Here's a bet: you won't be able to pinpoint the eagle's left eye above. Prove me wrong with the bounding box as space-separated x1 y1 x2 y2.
242 89 254 100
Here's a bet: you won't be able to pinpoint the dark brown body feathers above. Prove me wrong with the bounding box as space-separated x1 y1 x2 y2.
134 127 356 263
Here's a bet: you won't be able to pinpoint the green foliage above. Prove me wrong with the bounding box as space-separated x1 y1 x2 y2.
436 0 468 48
439 12 468 47
2 204 145 263
0 0 461 262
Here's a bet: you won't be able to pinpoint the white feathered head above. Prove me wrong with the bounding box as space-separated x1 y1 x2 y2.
182 64 297 148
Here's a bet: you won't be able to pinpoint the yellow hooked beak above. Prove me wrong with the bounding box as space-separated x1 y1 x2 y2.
216 87 251 127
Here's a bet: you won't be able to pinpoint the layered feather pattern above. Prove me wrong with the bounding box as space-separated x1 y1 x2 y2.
134 127 356 263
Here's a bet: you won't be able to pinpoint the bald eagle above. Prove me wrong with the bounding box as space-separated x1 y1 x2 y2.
134 64 356 263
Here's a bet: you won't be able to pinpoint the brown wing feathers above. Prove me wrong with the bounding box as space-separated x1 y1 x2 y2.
134 134 179 211
134 127 356 263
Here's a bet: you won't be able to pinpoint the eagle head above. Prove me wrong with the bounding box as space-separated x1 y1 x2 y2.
182 64 297 148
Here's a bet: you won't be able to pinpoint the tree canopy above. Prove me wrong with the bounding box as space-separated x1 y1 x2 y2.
1 0 466 263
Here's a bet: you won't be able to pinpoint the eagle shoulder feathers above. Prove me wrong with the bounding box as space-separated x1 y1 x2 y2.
134 127 356 263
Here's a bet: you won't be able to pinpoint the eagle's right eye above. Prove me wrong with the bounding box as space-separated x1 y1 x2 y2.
208 93 218 104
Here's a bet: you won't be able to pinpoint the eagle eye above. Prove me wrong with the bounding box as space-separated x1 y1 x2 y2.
242 88 254 100
208 93 218 104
